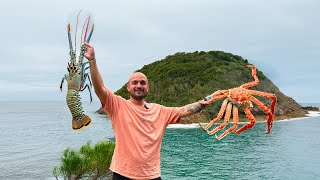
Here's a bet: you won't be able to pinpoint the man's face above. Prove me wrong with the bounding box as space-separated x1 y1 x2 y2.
127 73 149 101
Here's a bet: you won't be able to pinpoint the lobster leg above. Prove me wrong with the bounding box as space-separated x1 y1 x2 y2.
199 98 228 131
81 72 92 88
235 107 255 134
60 74 68 91
208 102 232 135
87 74 92 87
80 84 92 102
247 90 276 133
215 105 239 140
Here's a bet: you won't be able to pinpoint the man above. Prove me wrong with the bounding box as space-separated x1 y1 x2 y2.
84 42 220 180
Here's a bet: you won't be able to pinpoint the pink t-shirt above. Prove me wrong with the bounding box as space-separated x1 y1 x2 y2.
102 88 181 179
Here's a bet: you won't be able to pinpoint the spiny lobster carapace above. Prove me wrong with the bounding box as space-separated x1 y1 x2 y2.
199 65 277 140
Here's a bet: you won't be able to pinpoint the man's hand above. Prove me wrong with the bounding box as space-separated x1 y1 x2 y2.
84 42 95 61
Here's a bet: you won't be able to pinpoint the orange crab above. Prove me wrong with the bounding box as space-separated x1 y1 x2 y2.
199 65 277 140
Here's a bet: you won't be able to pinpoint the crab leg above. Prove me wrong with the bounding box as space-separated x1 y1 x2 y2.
208 102 232 135
199 98 228 131
241 65 259 89
247 89 277 114
248 95 275 133
235 107 255 134
204 90 228 104
215 105 239 140
247 90 276 133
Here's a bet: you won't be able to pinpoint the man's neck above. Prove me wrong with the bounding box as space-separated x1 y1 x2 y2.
129 97 145 106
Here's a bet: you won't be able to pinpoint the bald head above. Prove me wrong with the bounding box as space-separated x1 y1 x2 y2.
128 72 148 83
127 72 149 101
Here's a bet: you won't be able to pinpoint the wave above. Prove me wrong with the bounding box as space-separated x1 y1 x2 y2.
306 111 320 117
167 123 200 129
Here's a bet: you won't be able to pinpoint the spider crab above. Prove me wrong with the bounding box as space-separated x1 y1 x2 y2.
199 65 277 140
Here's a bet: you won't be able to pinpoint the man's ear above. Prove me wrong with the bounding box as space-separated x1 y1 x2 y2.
126 82 129 91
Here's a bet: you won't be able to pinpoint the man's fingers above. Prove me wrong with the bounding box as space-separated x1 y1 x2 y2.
84 42 93 48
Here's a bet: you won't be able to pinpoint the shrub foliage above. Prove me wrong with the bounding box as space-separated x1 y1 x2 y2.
53 141 115 180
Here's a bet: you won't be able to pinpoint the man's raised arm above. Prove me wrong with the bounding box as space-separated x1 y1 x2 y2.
84 42 108 104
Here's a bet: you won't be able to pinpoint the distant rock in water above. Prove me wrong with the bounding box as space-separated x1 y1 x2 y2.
96 107 107 115
302 106 319 111
109 51 308 123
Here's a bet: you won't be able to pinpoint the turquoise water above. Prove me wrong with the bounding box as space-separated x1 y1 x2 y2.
0 102 319 179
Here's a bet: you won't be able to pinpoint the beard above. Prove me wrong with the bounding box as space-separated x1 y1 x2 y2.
130 89 148 100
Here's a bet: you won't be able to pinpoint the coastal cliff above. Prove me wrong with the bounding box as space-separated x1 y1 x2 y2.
101 51 307 123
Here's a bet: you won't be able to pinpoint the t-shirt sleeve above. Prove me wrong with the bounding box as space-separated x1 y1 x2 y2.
101 88 123 118
162 106 182 125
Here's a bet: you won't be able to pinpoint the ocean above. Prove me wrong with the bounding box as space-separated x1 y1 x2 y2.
0 102 319 179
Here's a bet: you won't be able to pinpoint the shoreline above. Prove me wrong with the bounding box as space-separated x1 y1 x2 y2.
167 111 320 129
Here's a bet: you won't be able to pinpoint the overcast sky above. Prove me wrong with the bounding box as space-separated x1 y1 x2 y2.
1 0 319 103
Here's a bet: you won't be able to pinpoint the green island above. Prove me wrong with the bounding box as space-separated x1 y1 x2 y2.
115 50 307 123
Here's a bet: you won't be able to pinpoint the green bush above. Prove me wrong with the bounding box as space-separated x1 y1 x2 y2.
53 141 115 180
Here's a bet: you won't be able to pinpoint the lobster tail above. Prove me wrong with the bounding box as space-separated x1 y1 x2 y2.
66 89 91 130
72 114 91 130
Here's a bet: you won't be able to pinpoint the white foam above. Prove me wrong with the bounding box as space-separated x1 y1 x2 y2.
167 123 200 129
306 111 320 117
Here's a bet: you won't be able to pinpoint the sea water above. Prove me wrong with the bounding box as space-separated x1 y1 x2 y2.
0 102 319 179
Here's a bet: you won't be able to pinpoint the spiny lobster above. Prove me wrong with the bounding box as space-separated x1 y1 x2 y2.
60 12 94 130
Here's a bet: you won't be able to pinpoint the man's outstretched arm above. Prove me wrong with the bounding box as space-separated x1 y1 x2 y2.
179 90 224 118
84 42 108 104
179 102 206 118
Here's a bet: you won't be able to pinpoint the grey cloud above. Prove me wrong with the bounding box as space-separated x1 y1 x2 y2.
1 0 320 102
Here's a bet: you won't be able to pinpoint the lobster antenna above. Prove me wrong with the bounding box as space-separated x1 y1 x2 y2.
74 10 83 53
67 24 73 51
83 16 90 43
86 24 94 43
80 17 89 46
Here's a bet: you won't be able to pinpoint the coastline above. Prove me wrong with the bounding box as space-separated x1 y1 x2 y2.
167 111 320 129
